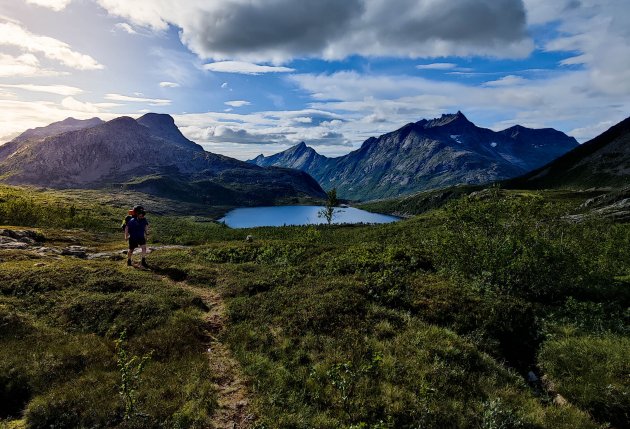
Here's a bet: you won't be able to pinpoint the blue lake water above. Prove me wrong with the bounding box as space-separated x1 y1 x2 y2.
218 206 400 228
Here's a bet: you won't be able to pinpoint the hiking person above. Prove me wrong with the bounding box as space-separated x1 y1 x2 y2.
125 205 149 268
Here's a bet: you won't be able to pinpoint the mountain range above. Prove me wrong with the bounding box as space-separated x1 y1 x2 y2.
507 116 630 189
0 114 326 205
249 112 579 200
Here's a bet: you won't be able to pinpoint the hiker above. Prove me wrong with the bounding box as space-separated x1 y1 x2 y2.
125 205 149 268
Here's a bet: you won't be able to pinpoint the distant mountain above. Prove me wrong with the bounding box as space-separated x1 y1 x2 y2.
507 116 630 189
0 114 326 205
249 112 578 200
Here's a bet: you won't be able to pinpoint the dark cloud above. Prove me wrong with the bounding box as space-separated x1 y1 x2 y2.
374 0 528 45
182 0 363 61
162 0 531 61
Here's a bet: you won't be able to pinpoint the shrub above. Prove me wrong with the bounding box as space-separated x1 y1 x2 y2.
538 334 630 427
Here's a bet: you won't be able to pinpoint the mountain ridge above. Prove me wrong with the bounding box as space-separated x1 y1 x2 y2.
506 115 630 189
0 114 326 205
249 112 579 200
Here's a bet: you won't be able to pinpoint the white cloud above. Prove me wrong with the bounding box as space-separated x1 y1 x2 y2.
114 22 137 34
0 83 83 95
173 109 350 158
0 21 103 70
203 61 295 75
0 98 120 143
93 0 532 63
221 82 228 89
61 96 120 112
416 63 458 70
527 0 630 95
289 69 630 144
104 93 171 106
483 75 528 87
159 81 180 88
0 53 62 77
25 0 72 11
224 100 250 107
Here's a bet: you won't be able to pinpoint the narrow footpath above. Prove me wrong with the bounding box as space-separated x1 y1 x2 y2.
160 276 254 429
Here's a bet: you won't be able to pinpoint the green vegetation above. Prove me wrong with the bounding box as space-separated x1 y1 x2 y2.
1 183 628 428
318 188 340 225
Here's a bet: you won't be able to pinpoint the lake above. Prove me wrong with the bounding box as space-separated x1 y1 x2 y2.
218 205 400 228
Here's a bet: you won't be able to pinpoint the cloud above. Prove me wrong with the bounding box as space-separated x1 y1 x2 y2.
25 0 72 11
526 0 630 95
416 63 458 70
203 61 295 75
114 22 137 34
224 100 251 107
104 93 171 106
61 96 121 112
0 21 103 70
94 0 532 63
159 81 180 88
173 109 350 157
0 83 83 96
289 69 630 143
0 53 63 77
0 98 121 143
483 75 528 87
221 82 228 89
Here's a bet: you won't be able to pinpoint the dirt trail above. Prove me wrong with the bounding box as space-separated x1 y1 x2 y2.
162 277 254 429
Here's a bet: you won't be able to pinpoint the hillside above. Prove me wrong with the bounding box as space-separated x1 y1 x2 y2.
250 112 578 200
0 114 326 206
507 116 630 189
1 184 628 428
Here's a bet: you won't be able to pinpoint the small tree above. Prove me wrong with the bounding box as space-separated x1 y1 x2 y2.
115 330 152 420
318 188 341 225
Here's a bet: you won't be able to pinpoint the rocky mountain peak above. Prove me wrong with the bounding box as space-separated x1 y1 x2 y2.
423 111 472 129
136 113 202 150
9 116 104 144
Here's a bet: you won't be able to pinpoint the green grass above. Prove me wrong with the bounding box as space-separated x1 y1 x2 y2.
0 259 216 427
1 185 629 428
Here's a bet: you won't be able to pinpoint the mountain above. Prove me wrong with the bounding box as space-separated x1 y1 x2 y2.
249 112 578 200
507 116 630 189
251 142 331 178
0 114 326 205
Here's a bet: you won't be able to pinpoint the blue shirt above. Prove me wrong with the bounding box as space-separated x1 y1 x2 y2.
127 217 148 240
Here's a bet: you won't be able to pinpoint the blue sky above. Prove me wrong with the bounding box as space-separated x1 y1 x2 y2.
1 0 629 159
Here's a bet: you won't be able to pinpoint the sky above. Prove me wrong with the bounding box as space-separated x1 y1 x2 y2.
0 0 629 160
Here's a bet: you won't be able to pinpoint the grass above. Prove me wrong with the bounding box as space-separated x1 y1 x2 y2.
1 183 629 428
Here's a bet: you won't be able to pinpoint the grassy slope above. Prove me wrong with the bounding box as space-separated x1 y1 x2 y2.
1 184 629 428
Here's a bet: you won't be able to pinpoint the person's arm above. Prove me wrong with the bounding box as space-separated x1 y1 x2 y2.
124 225 129 241
144 222 149 238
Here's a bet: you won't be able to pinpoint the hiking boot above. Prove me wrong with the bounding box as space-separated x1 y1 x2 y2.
127 259 132 266
141 258 148 268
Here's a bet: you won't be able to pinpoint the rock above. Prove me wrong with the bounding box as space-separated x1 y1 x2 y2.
553 394 568 406
61 246 88 258
527 371 539 383
34 263 46 267
0 229 43 243
0 241 29 250
245 235 254 242
86 252 116 260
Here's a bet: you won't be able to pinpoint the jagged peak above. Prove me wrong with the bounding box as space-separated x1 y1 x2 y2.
422 111 472 128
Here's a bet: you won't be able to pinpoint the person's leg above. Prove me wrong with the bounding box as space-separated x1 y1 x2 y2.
128 239 137 266
140 244 148 267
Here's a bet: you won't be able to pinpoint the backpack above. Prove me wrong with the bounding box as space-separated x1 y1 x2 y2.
121 209 135 231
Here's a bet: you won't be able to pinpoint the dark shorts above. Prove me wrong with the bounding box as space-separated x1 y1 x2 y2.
128 237 146 250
